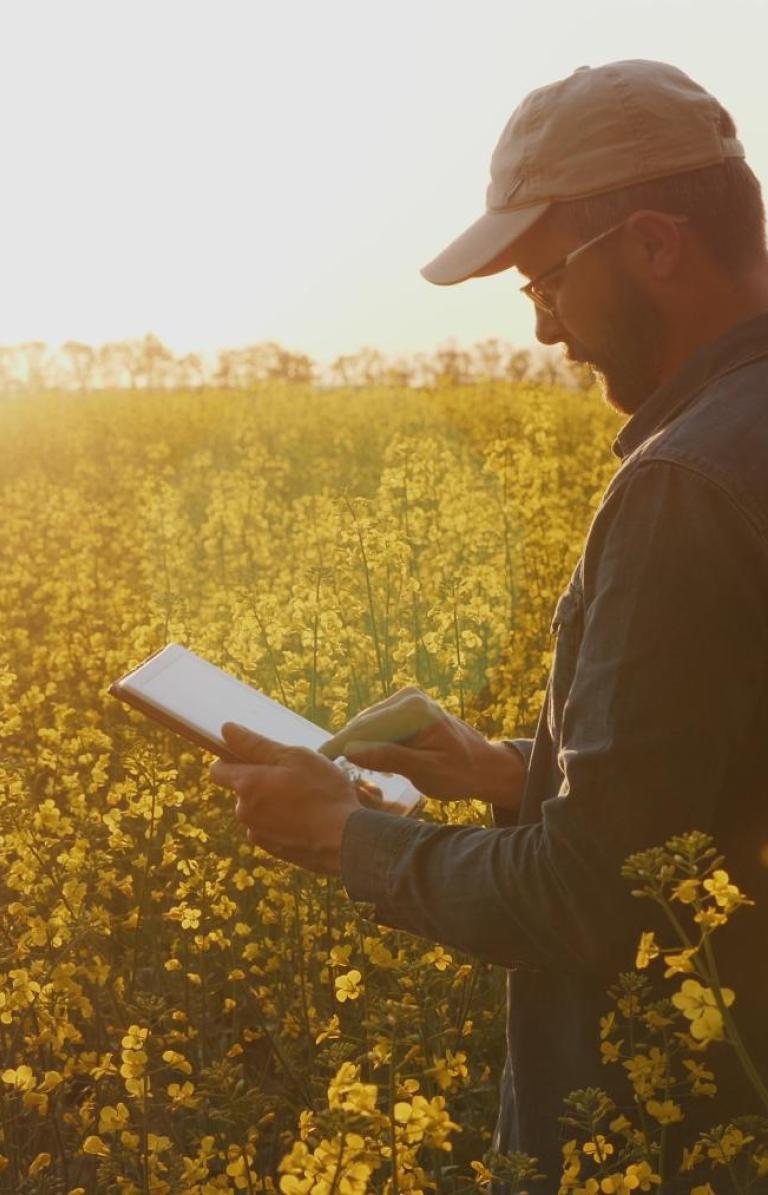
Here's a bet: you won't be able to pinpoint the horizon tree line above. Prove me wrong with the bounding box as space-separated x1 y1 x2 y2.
0 333 595 394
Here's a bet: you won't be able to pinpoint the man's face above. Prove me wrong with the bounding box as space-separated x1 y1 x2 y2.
508 209 668 416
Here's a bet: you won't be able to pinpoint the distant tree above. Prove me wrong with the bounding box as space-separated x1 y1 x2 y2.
560 359 595 392
328 348 385 387
213 349 238 389
329 354 355 387
0 346 20 394
472 337 506 381
267 345 315 384
383 357 414 387
431 340 473 387
531 347 567 387
505 347 534 382
98 341 142 389
173 353 207 390
409 352 436 389
18 342 52 391
61 341 97 391
136 333 175 389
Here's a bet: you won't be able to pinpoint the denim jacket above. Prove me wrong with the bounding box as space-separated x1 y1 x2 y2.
340 312 768 1192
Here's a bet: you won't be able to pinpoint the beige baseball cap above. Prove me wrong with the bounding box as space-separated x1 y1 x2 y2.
421 59 745 286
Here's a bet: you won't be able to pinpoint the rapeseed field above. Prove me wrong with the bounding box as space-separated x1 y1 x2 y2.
0 381 619 1193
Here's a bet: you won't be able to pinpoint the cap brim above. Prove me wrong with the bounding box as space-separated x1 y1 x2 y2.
420 202 551 286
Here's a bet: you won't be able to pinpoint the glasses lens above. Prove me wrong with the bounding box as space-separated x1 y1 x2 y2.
531 285 555 314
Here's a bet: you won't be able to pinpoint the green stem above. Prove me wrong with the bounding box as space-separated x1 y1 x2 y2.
327 1132 347 1195
345 496 386 697
701 935 768 1115
451 585 465 721
141 1076 150 1195
656 890 768 1114
389 1041 400 1195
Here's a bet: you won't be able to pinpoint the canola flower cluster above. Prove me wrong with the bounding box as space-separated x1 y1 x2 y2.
0 379 637 1193
531 833 768 1195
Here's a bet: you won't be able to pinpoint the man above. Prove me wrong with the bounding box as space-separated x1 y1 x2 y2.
211 60 768 1190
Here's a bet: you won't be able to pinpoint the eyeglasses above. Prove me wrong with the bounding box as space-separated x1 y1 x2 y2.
519 213 689 316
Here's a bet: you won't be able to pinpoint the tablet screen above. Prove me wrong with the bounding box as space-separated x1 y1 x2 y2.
122 645 328 753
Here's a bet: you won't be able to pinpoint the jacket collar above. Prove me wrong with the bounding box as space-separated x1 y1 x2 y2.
612 310 768 460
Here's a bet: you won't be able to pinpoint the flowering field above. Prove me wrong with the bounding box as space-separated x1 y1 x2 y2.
0 381 619 1193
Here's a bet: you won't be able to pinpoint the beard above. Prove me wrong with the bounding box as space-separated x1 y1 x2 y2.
570 267 667 416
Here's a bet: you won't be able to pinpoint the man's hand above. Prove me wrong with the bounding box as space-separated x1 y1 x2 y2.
209 723 362 875
319 686 525 811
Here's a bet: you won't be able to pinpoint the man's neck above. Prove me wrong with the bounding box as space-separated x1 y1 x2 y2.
656 271 768 387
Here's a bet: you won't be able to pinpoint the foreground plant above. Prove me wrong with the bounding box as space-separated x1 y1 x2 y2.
549 831 768 1194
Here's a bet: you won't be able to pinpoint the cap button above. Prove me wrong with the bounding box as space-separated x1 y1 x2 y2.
573 65 590 72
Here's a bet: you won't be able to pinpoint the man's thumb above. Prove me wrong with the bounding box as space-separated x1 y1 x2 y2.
221 722 280 764
343 739 413 774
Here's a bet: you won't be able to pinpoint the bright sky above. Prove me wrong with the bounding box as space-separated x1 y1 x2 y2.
2 0 767 367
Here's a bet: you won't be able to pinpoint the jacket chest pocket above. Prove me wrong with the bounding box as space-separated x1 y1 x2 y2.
547 577 584 746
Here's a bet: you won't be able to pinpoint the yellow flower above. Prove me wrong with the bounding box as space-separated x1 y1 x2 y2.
707 1126 754 1164
752 1150 768 1178
671 877 699 903
583 1136 614 1163
622 1048 668 1099
121 1025 149 1051
623 1161 661 1189
28 1152 51 1177
2 1065 35 1091
315 1014 341 1044
328 944 353 967
671 979 735 1043
420 946 453 971
681 1142 705 1171
162 1049 192 1074
682 1058 717 1097
608 1116 632 1135
363 936 397 967
645 1099 683 1124
82 1135 111 1157
393 1094 460 1150
471 1159 493 1185
694 907 728 931
599 1012 616 1040
635 931 659 969
334 969 363 1003
702 869 753 912
98 1103 131 1133
327 1061 378 1115
429 1049 469 1092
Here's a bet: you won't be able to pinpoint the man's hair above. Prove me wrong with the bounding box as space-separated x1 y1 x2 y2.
551 105 767 279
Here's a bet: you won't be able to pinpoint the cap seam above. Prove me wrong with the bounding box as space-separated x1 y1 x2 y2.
611 66 654 176
495 154 745 212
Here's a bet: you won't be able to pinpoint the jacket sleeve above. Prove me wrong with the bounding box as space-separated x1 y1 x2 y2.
340 461 768 977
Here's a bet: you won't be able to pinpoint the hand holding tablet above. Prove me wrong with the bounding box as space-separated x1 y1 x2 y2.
109 644 424 817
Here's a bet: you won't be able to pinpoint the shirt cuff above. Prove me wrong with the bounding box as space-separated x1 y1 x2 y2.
491 738 532 827
340 806 424 905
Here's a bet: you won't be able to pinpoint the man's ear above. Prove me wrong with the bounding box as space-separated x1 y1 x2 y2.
625 211 686 280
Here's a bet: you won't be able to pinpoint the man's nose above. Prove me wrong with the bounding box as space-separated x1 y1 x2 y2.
534 305 567 346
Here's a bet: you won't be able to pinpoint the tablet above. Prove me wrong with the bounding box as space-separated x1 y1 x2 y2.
109 643 424 815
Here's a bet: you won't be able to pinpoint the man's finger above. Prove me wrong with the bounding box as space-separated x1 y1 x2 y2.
209 759 246 788
209 759 273 793
319 690 419 758
221 722 284 764
235 791 263 824
320 693 435 760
